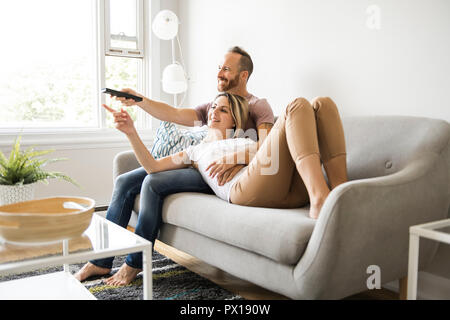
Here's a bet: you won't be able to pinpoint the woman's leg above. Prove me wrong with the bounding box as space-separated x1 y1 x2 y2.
283 98 332 218
230 97 341 218
311 97 348 189
74 167 148 281
230 98 322 211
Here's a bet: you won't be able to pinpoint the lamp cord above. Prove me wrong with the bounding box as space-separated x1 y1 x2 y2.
176 35 187 107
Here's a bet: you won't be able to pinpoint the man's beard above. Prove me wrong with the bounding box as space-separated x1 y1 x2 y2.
217 74 240 92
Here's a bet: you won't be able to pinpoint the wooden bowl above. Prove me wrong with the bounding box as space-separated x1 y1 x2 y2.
0 197 95 244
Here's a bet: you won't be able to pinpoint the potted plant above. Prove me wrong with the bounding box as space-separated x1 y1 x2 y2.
0 136 79 205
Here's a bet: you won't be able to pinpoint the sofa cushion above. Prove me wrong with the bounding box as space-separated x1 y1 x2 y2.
151 121 208 159
160 192 316 265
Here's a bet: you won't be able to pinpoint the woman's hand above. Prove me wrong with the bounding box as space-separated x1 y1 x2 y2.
112 88 144 107
102 104 136 136
206 160 245 186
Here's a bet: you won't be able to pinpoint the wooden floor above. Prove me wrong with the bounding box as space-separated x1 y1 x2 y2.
153 239 400 300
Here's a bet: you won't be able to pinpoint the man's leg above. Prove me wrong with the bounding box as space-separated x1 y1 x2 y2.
75 167 148 281
105 167 212 285
123 167 212 269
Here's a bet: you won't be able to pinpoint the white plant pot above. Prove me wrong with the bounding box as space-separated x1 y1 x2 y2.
0 183 36 206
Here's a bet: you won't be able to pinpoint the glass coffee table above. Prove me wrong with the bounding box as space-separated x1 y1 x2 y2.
0 213 153 300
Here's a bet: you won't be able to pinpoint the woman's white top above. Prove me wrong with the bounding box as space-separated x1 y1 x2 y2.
184 138 256 202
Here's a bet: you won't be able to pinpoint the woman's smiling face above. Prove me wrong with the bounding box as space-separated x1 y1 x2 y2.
207 95 235 133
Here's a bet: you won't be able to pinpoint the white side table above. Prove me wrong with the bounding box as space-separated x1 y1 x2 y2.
407 218 450 300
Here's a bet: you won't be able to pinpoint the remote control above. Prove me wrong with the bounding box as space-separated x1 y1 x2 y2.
101 88 143 102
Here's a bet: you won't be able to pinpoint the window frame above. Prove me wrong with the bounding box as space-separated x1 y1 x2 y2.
99 0 149 130
104 0 145 58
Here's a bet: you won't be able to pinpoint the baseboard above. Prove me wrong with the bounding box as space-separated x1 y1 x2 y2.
95 205 109 212
383 272 450 300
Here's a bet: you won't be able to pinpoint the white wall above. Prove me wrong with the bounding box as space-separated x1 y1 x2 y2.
178 0 450 122
32 146 128 207
177 0 450 299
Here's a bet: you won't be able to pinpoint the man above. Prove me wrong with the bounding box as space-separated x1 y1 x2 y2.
119 46 274 183
74 47 274 285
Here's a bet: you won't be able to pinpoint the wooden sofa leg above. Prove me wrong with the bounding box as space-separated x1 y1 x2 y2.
399 276 408 300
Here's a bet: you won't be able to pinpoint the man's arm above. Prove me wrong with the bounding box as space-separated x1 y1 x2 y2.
116 88 200 127
139 98 200 127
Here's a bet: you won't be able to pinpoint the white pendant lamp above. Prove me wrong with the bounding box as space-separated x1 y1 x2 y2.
152 10 179 40
162 62 188 94
152 10 187 106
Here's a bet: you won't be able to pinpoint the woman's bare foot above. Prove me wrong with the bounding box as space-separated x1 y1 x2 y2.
74 262 111 282
104 263 142 286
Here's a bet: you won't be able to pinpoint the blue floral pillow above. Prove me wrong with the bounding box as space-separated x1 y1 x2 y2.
151 121 208 159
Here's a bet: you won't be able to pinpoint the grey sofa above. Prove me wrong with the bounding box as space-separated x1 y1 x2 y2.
113 115 450 299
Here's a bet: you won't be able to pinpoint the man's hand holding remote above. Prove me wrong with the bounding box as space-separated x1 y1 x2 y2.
112 88 145 106
111 87 200 127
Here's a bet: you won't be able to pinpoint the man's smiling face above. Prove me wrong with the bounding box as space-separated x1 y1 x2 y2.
217 52 242 92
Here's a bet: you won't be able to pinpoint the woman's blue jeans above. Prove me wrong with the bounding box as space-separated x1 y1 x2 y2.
90 167 213 270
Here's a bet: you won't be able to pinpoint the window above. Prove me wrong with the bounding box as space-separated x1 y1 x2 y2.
105 0 144 57
103 0 145 128
0 0 148 132
0 0 97 129
104 56 141 126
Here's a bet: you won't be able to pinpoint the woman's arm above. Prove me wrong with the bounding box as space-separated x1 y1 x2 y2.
103 104 191 174
126 131 190 174
206 142 258 186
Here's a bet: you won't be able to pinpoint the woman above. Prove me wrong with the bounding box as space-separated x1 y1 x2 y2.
75 92 347 286
75 93 252 285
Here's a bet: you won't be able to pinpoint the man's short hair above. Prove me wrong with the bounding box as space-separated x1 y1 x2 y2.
228 46 253 81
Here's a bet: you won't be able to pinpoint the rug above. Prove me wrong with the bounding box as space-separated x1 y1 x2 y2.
0 251 243 300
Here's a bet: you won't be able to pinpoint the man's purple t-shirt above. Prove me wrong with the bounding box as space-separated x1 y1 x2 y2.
194 93 274 140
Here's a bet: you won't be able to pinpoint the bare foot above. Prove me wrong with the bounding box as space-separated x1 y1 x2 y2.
104 263 142 286
74 262 111 282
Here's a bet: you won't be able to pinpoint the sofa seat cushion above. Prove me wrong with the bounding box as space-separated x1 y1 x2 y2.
160 192 316 265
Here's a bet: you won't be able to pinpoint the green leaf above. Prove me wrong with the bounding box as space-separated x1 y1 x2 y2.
0 135 80 188
0 150 8 167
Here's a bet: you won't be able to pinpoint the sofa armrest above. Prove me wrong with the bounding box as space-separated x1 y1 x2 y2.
293 153 449 299
112 150 141 181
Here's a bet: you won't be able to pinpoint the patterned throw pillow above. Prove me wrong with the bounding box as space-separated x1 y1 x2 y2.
150 121 208 159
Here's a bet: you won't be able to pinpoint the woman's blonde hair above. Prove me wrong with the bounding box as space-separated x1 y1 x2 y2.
214 92 248 138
